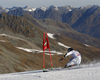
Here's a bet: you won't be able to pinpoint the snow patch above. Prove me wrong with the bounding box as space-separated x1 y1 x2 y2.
54 6 59 10
58 42 70 48
16 47 33 52
0 34 7 36
23 6 36 12
16 47 63 55
67 7 72 11
84 44 90 47
47 33 55 39
0 40 6 42
0 33 22 40
40 7 47 11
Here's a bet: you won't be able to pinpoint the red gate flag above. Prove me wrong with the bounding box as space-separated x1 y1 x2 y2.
43 32 53 71
43 33 49 50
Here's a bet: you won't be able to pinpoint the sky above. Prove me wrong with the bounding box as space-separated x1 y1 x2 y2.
0 0 100 8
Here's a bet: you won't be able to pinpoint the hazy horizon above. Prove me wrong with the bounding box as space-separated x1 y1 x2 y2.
0 0 100 8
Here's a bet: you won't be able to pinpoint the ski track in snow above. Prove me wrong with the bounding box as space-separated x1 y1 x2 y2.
0 64 100 80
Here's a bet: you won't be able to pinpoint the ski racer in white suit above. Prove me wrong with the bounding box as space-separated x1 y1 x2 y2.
59 48 81 68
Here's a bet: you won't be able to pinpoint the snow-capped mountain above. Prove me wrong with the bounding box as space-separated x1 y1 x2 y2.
79 5 98 9
6 6 36 12
6 6 20 11
5 5 92 13
47 5 59 10
23 5 36 12
0 5 9 13
35 6 47 11
6 5 74 12
39 7 47 11
1 5 99 13
59 5 75 11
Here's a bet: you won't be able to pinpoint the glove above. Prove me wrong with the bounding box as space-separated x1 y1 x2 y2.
64 53 67 57
59 57 64 61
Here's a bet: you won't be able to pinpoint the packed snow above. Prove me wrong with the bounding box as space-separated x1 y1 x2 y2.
0 63 100 80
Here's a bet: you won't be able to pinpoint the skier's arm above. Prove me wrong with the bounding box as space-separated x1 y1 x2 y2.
59 53 67 61
59 51 73 61
65 51 73 57
60 52 71 60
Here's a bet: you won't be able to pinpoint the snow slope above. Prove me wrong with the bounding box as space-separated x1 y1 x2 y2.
0 64 100 80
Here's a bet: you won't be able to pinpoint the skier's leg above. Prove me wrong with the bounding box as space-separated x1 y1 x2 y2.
64 61 74 68
64 58 78 68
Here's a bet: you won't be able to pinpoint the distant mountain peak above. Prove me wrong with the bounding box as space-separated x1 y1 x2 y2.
48 5 59 10
6 6 20 11
6 5 100 13
0 5 9 13
79 5 99 10
40 7 47 11
23 6 36 12
23 5 30 8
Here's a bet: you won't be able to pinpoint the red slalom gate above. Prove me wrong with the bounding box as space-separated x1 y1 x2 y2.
43 32 53 71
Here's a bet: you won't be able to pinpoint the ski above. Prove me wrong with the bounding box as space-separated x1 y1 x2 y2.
43 67 67 72
43 66 81 72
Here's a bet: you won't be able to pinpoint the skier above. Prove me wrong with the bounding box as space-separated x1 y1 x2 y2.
59 48 81 68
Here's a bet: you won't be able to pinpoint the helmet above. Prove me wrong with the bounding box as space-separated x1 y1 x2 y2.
68 48 73 52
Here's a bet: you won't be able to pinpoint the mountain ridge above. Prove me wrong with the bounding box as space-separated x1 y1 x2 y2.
22 13 100 48
5 5 100 39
